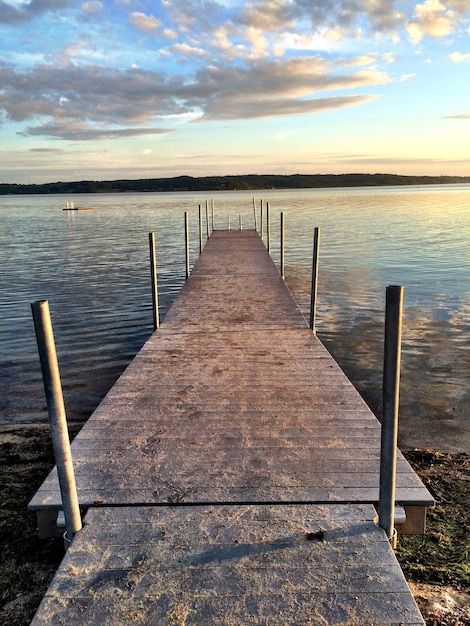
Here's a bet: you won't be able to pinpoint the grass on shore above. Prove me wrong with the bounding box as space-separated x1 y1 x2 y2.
0 425 468 625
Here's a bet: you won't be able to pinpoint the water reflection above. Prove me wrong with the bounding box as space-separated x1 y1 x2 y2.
0 188 469 452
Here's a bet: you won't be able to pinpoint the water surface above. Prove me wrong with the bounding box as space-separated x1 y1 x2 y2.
1 187 468 451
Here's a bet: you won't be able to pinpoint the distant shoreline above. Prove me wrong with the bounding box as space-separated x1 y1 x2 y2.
1 173 470 196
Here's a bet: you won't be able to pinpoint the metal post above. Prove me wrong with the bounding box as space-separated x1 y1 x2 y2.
309 227 320 334
253 197 258 232
205 201 210 239
198 205 203 253
149 233 160 330
378 285 404 548
185 211 190 279
211 199 215 232
260 200 263 239
239 214 243 230
266 201 271 253
280 212 285 280
30 300 82 545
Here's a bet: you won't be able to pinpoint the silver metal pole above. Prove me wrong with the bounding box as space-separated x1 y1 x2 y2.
198 204 203 253
260 200 263 239
185 211 190 279
228 213 231 230
30 300 82 545
253 197 258 232
280 212 285 280
266 201 271 253
239 214 243 230
309 227 320 334
211 199 215 232
378 285 404 548
205 201 210 239
149 233 160 330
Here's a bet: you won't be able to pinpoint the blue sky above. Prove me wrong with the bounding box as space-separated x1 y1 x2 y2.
1 0 469 183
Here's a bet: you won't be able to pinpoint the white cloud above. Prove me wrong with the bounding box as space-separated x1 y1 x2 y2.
448 51 470 62
165 42 209 58
130 11 161 33
406 0 458 43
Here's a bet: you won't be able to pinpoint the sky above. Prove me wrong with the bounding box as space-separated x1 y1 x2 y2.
1 0 469 184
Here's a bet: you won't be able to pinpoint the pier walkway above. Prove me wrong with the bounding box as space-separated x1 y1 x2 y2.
30 229 432 625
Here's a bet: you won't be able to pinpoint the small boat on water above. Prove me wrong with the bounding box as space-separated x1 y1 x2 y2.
63 201 93 211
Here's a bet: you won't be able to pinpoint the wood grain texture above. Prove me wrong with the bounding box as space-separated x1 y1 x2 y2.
31 504 425 625
30 229 428 624
30 230 432 511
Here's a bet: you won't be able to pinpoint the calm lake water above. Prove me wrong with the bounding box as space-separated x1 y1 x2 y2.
1 186 469 452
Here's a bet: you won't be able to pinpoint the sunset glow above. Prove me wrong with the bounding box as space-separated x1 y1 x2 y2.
1 0 469 183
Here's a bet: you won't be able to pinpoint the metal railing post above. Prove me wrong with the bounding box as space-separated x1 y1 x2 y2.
378 285 404 548
253 197 258 232
185 211 190 279
309 227 320 333
149 232 160 330
205 201 210 239
31 300 82 546
260 200 263 239
198 204 203 253
280 212 285 280
266 201 271 253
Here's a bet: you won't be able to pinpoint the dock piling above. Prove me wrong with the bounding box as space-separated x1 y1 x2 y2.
149 233 160 330
280 212 285 280
253 197 258 232
31 300 82 545
185 211 190 279
309 227 320 334
266 201 271 253
379 285 404 548
260 200 263 239
198 205 203 253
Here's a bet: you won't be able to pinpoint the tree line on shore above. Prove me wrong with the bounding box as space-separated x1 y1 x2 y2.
1 173 469 195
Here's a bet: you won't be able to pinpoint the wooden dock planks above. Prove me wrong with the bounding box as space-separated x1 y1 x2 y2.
31 504 425 625
29 230 432 513
29 228 431 624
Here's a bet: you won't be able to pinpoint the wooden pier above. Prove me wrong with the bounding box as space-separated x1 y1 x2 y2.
30 229 432 625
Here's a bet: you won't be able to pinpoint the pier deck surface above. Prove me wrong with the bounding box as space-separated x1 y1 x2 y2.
30 229 431 624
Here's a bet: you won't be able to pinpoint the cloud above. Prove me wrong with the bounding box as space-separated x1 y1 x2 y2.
236 0 404 36
448 51 470 62
444 113 470 119
163 42 209 58
191 56 389 102
0 63 190 127
21 121 173 140
406 0 459 43
0 51 390 137
198 94 376 121
130 11 161 33
81 1 102 17
0 0 67 24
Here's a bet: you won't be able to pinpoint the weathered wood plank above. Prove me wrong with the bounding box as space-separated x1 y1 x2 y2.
29 230 432 514
31 504 424 625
